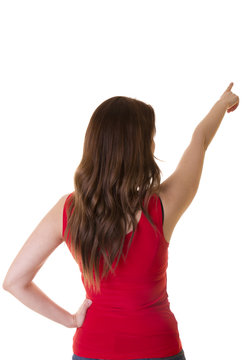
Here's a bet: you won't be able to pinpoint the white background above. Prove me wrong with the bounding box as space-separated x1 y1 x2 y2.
0 1 247 359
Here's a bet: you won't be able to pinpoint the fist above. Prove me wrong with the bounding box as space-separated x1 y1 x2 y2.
220 82 239 113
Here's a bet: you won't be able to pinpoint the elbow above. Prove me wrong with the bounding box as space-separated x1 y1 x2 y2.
2 278 17 291
2 281 11 291
3 278 31 291
2 274 12 290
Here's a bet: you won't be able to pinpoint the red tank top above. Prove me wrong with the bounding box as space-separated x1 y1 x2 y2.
63 192 183 360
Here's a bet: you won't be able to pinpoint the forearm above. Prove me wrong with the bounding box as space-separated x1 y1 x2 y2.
195 99 227 150
4 281 76 328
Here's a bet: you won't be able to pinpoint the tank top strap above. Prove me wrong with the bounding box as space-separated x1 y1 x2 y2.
146 193 164 236
63 192 74 238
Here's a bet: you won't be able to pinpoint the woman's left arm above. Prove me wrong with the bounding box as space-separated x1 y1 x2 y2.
2 194 90 328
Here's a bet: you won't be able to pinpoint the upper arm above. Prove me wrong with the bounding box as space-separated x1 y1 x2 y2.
160 129 206 241
2 194 70 289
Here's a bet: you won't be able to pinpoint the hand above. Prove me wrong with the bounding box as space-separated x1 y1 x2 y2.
219 82 239 113
71 298 93 328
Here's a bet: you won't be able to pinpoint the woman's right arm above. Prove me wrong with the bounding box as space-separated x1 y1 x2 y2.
159 83 239 242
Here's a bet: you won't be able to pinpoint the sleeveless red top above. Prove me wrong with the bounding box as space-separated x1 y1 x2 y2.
63 192 183 360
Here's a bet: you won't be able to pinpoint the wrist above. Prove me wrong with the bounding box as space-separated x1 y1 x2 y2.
67 313 77 328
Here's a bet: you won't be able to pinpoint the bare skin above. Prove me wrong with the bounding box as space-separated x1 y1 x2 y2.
159 82 239 243
2 82 239 330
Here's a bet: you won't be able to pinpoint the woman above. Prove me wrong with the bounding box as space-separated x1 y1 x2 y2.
2 83 239 360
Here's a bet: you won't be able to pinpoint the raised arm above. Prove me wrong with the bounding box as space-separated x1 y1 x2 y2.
159 83 239 243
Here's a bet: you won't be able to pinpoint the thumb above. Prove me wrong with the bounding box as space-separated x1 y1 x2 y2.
86 299 92 307
226 82 234 92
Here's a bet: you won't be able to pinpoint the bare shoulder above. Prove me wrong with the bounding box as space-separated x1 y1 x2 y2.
61 193 71 203
59 193 72 211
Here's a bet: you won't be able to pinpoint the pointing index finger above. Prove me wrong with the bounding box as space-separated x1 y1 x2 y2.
226 82 234 92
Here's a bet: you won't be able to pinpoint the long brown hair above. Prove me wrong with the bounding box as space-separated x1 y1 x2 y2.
64 96 163 294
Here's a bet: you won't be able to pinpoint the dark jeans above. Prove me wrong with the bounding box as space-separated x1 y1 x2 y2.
72 348 186 360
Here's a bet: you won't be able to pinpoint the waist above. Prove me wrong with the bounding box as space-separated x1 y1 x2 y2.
81 302 178 335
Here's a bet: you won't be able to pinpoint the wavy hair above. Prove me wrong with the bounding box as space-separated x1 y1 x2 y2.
64 96 163 294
